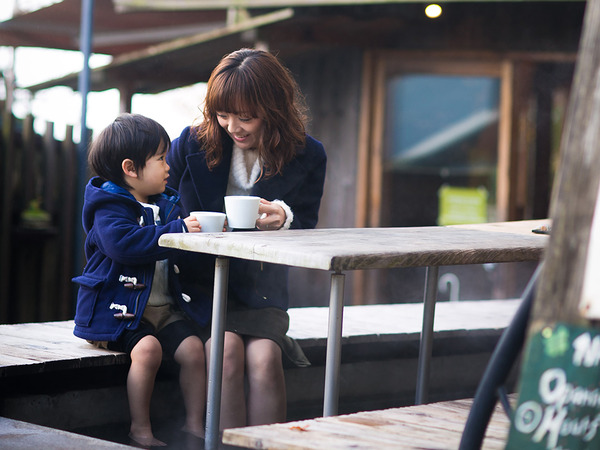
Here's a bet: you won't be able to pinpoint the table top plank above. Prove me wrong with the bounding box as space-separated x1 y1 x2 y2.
449 219 550 235
159 220 548 272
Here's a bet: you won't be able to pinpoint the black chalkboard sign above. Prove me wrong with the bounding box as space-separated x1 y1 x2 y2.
506 322 600 449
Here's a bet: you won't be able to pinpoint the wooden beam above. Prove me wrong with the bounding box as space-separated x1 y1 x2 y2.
496 60 513 222
24 7 295 94
352 51 375 305
355 50 374 229
368 53 386 228
0 109 15 322
114 0 587 13
505 2 600 437
58 126 76 320
505 2 600 444
533 0 600 327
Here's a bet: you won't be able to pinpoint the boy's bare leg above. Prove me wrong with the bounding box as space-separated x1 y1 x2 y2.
245 337 286 426
175 335 207 437
128 335 166 447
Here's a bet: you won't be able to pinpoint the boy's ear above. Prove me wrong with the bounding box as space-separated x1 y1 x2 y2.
122 159 138 178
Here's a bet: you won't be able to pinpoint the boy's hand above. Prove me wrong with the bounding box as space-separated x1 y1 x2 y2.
184 216 201 233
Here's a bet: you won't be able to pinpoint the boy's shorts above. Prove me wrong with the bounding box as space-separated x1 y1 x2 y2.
108 305 199 358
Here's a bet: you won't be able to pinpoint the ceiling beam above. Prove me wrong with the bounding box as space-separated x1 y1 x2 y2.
114 0 585 12
24 7 295 93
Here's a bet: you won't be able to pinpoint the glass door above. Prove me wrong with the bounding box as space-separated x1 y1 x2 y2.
381 70 501 227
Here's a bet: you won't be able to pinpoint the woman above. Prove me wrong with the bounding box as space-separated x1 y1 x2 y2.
167 48 327 429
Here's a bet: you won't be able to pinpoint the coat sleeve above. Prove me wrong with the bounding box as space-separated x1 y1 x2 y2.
287 137 327 230
92 204 184 266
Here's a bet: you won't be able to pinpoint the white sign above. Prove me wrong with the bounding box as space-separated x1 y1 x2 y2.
580 184 600 318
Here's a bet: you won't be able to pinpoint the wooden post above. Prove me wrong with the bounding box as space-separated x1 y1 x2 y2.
43 122 57 215
19 115 33 212
58 126 76 319
0 109 15 322
506 0 600 448
533 0 600 325
118 84 134 114
39 123 58 321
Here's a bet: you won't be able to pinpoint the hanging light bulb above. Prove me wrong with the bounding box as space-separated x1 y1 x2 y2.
425 4 443 19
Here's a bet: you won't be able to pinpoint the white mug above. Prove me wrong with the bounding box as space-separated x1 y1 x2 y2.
224 196 261 229
190 211 226 233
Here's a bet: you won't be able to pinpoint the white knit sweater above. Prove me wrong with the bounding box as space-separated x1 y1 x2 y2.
226 145 293 229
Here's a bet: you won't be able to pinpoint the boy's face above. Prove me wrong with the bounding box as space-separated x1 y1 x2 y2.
133 147 170 202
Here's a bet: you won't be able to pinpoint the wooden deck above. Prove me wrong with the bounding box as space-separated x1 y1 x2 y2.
0 300 520 445
223 397 511 450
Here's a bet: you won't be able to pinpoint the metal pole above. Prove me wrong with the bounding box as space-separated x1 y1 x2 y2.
206 256 229 450
74 0 94 282
323 271 345 417
415 265 439 405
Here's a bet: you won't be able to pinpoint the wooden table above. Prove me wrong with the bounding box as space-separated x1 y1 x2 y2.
159 219 548 449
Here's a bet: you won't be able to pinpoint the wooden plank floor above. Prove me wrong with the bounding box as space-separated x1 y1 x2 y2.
223 397 511 450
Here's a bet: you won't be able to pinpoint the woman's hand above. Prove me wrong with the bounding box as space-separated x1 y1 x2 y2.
256 199 285 231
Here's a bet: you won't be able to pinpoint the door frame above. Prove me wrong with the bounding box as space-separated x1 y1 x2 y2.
356 51 517 228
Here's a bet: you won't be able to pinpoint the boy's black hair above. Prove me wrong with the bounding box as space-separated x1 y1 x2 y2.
88 113 171 189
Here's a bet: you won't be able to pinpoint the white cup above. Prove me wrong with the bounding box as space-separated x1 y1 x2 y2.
224 196 261 229
190 211 226 233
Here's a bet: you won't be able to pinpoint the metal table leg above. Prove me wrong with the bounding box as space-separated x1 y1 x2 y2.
205 257 229 450
415 265 439 405
323 271 345 417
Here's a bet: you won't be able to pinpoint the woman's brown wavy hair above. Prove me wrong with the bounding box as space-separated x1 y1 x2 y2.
195 48 308 177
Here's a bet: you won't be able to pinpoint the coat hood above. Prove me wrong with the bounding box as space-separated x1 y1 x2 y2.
82 177 181 233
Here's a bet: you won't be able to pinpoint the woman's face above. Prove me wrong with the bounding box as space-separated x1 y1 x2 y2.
216 112 264 151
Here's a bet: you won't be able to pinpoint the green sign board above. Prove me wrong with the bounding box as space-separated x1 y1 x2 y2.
506 322 600 449
437 185 488 226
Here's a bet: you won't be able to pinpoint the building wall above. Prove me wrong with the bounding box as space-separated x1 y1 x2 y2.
284 48 364 307
271 1 584 306
286 47 364 229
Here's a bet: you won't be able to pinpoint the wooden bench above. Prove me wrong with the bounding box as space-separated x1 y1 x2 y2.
0 299 520 374
0 320 126 377
222 396 512 449
0 300 520 438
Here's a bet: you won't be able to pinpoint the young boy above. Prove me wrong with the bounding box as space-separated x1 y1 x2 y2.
73 113 205 447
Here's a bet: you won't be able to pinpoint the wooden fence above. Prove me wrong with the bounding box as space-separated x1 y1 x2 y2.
0 104 84 324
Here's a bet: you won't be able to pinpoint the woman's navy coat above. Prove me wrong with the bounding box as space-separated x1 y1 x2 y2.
167 126 327 318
